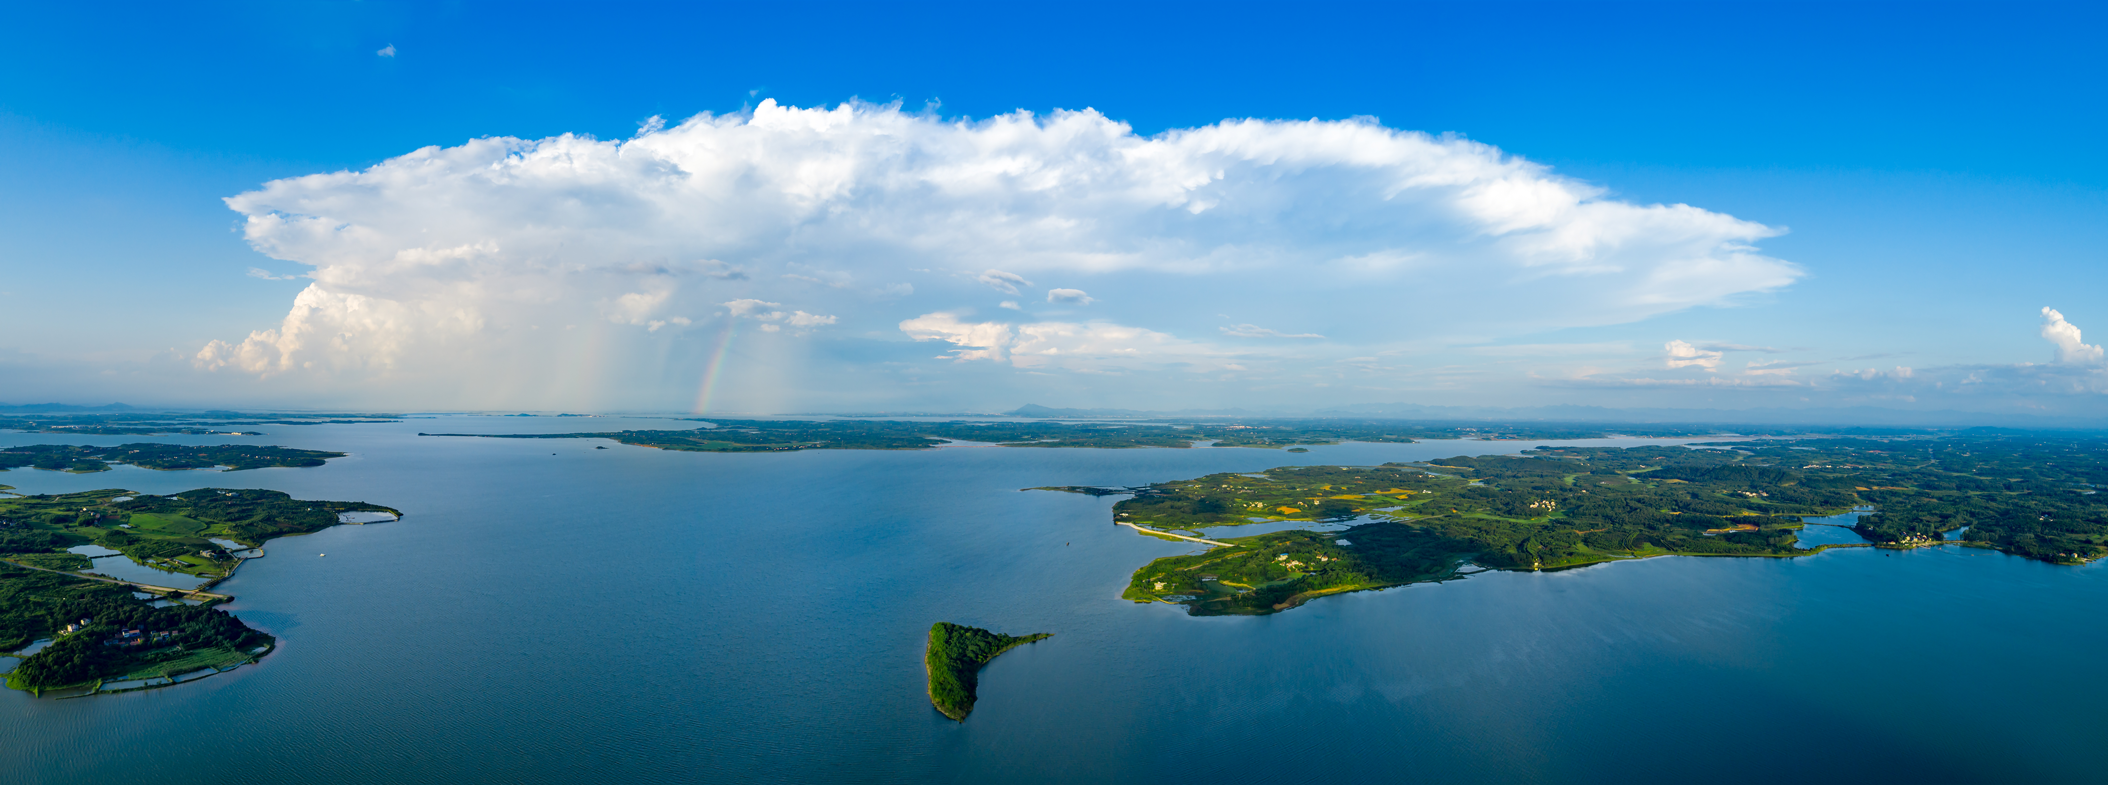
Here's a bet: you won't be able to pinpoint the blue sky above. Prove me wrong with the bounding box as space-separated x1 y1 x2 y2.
2 1 2104 416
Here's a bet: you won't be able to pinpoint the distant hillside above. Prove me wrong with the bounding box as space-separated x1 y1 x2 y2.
0 402 135 413
1005 401 2108 429
1006 404 1254 419
1313 402 2108 429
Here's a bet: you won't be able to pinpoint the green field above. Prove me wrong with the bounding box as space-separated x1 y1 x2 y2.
128 513 207 535
112 645 255 683
10 553 90 571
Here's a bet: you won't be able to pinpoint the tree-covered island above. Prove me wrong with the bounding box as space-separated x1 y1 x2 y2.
1047 433 2108 616
422 418 1805 453
0 487 400 695
0 443 349 473
0 411 401 436
925 622 1051 721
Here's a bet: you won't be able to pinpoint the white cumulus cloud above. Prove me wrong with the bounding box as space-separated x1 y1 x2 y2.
1046 288 1093 305
1664 339 1723 371
2041 307 2104 365
899 312 1014 362
202 99 1802 406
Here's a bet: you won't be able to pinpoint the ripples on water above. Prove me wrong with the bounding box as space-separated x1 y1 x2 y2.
0 421 2102 784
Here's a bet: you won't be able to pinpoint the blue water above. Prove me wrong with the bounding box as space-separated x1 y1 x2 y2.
1795 509 1874 547
1 420 2104 783
63 545 216 590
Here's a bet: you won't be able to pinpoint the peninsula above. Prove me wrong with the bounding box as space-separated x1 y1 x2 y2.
0 486 400 695
1047 433 2108 616
925 622 1051 721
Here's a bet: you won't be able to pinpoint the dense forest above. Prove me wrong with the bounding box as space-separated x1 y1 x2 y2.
0 443 348 473
1 565 271 692
2 489 398 692
1061 432 2108 616
925 622 1051 721
0 487 398 692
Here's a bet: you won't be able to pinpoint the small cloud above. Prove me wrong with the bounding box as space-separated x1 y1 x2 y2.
780 311 837 327
1694 342 1784 353
723 299 836 332
1221 323 1323 339
999 300 1021 310
646 316 693 333
2041 307 2104 364
609 290 672 325
1466 342 1633 357
1665 339 1723 371
785 266 910 297
376 44 396 58
1046 288 1094 305
724 299 779 317
1833 366 1914 381
1589 376 1805 388
977 269 1032 295
1744 360 1819 376
701 260 749 280
247 267 298 281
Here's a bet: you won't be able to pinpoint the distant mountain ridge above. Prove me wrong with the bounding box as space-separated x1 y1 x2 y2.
1006 402 2108 429
0 402 136 413
1006 404 1256 419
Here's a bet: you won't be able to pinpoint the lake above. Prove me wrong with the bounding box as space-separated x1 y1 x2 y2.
1 418 2103 783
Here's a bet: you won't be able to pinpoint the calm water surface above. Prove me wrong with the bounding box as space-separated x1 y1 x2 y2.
1 419 2103 784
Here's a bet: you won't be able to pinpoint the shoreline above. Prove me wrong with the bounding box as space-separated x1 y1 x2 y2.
1123 502 1888 614
1 494 404 698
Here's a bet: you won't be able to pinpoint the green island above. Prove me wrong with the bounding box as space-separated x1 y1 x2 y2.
1044 432 2108 616
925 622 1051 721
421 417 1797 453
0 410 400 436
0 443 349 473
0 486 400 695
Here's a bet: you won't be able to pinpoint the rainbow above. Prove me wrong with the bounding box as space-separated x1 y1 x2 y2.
691 321 739 414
